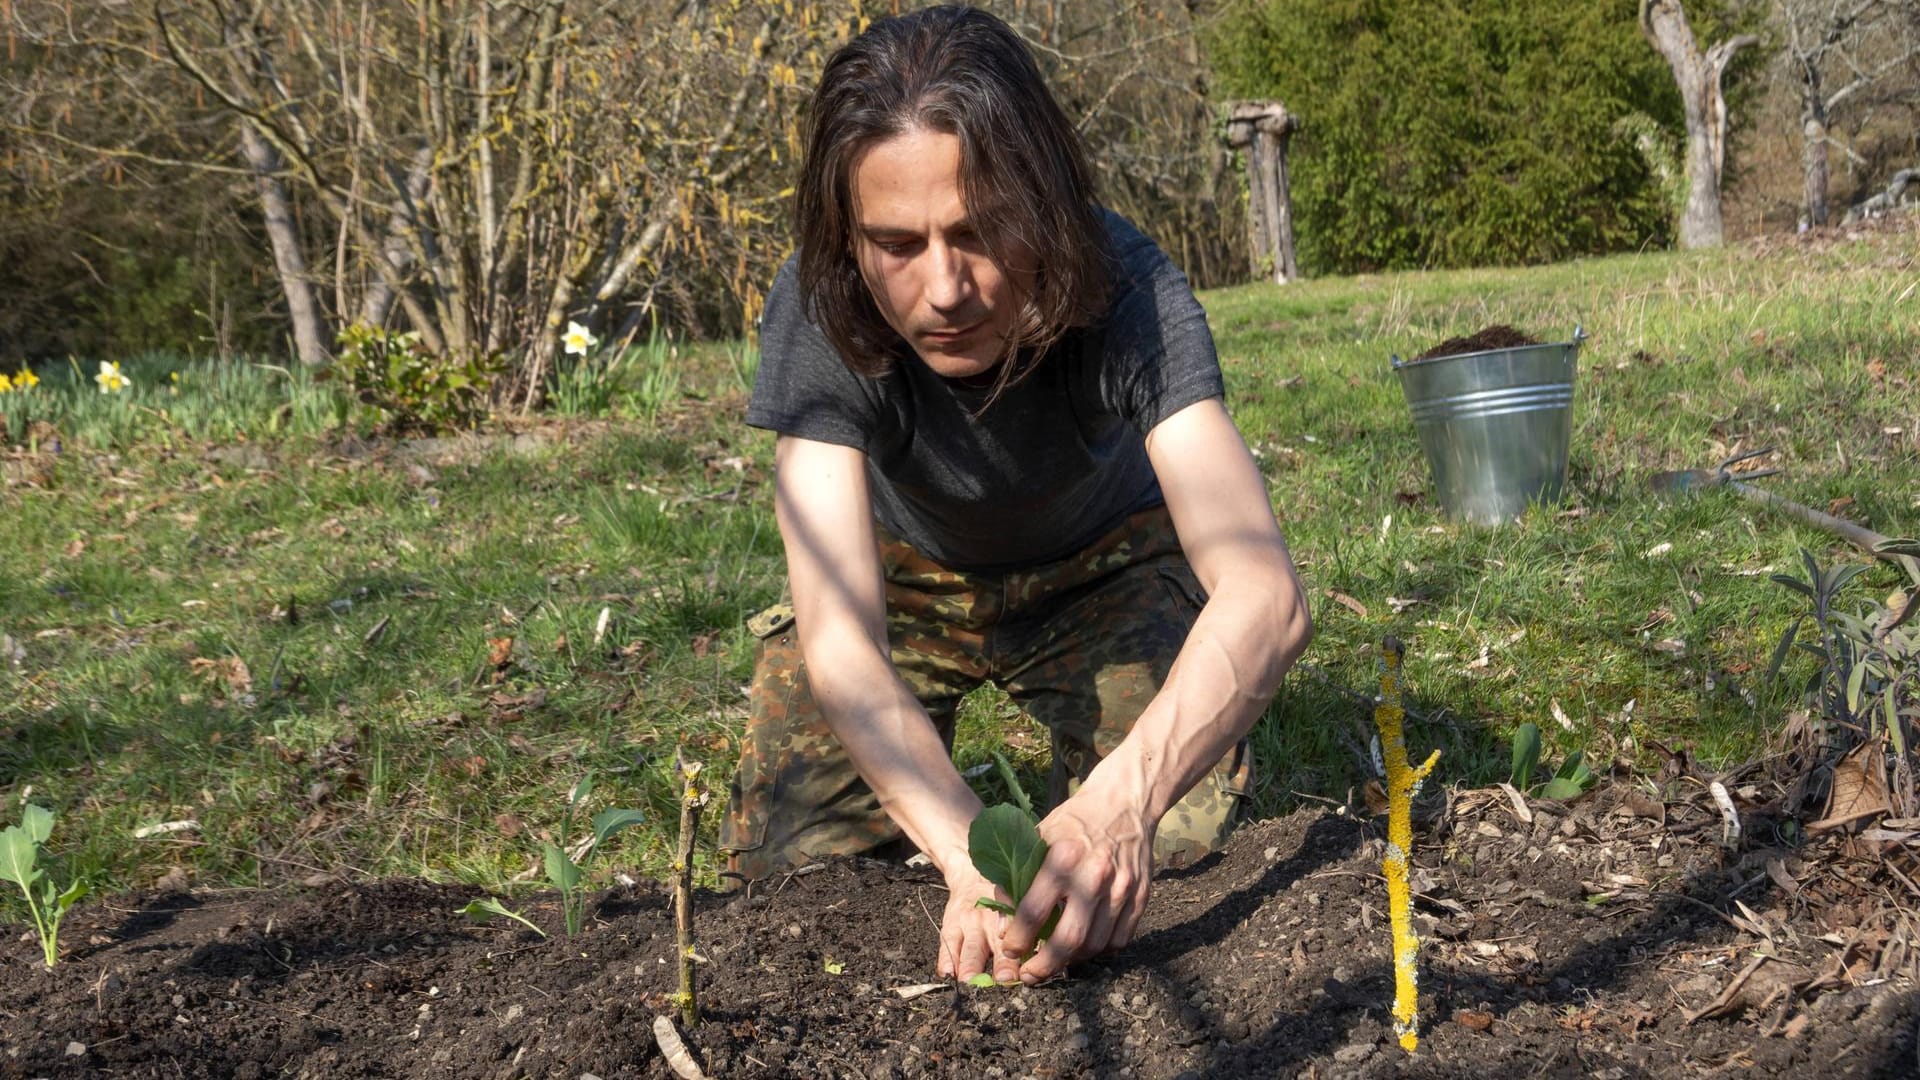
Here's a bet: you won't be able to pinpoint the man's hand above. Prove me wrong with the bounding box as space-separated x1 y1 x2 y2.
936 865 1021 983
998 787 1156 983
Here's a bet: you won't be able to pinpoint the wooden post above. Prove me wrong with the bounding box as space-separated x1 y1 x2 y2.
1226 101 1300 284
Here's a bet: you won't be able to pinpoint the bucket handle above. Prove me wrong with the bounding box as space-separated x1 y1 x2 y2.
1391 324 1588 369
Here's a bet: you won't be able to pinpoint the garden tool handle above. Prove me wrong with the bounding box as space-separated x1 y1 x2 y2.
1726 480 1920 583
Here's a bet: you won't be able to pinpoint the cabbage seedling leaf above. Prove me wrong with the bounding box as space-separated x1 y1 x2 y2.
21 804 52 846
969 804 1045 903
0 826 39 889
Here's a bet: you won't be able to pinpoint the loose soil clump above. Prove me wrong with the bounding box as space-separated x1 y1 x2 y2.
4 793 1917 1078
1411 325 1543 361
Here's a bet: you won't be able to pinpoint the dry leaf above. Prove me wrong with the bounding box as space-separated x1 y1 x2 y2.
690 632 716 658
487 636 515 668
1808 742 1891 832
1362 779 1389 816
1322 589 1369 618
1453 1009 1494 1031
494 813 525 838
188 656 252 694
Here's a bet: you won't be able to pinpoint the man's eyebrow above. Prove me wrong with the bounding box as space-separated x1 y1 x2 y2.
857 220 976 239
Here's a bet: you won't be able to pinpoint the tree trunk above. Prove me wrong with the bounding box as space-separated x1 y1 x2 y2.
1227 102 1300 284
1639 0 1756 249
237 122 330 365
1802 113 1830 229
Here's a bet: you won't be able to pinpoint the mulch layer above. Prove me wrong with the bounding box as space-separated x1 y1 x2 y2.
5 789 1918 1079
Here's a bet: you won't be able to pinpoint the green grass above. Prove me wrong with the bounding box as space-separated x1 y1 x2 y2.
2 226 1915 913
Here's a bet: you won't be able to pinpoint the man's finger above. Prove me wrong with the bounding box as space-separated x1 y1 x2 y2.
958 922 991 981
1001 861 1070 958
1111 875 1152 948
937 921 962 978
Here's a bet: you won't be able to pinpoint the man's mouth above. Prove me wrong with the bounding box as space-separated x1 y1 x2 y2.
922 321 982 344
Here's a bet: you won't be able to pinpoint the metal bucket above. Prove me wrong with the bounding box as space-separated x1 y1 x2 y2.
1391 328 1584 525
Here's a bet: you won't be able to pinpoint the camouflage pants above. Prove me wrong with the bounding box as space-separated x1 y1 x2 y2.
717 505 1253 885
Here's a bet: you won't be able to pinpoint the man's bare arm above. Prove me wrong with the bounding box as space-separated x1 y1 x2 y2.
1003 397 1312 979
773 434 982 873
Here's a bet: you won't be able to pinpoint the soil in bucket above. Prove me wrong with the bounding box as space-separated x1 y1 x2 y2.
1411 324 1542 361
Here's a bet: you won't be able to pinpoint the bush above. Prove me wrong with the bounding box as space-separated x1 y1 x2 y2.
1208 0 1750 273
328 324 504 435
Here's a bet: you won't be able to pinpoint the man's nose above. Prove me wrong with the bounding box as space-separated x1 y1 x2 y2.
924 243 974 313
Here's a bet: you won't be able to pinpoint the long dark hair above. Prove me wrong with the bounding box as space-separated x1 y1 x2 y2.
794 4 1110 392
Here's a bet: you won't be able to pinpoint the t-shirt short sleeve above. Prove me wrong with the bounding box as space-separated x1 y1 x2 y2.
1099 214 1225 435
745 259 877 451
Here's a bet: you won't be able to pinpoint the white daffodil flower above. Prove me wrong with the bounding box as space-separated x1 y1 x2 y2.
95 361 129 394
562 321 599 357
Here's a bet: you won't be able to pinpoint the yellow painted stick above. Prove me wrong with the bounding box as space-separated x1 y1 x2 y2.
1375 636 1439 1053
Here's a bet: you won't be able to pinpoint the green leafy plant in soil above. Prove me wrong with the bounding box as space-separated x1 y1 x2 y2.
0 806 90 968
1508 721 1599 801
456 896 545 937
966 804 1063 987
543 772 647 936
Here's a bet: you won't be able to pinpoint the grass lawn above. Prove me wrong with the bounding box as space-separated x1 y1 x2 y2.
2 219 1916 909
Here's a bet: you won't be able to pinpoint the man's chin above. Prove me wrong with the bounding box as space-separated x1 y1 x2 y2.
913 347 1005 382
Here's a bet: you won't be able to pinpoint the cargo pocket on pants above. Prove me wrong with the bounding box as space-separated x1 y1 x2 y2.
717 600 802 876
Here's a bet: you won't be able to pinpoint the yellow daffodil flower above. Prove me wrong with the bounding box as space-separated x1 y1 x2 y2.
13 366 36 390
95 360 129 394
562 321 599 357
0 373 12 394
169 371 182 397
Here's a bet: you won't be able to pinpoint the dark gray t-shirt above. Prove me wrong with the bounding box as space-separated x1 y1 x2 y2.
746 211 1223 572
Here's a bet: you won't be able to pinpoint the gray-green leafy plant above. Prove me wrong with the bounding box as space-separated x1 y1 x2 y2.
1 806 90 968
544 773 647 936
1771 543 1920 811
1510 722 1598 801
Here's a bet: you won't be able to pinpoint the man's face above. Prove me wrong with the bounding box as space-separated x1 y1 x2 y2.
850 127 1029 380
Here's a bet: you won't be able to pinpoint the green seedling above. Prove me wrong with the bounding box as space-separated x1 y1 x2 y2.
1510 722 1598 801
1 805 90 969
457 896 546 937
967 803 1064 987
543 772 647 936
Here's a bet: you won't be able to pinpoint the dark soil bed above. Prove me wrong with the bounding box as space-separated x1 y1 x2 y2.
5 794 1917 1079
1411 325 1543 361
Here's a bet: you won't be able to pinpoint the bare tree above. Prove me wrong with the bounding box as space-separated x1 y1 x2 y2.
9 1 854 407
1776 0 1920 227
6 0 1242 383
990 0 1242 289
1640 0 1761 247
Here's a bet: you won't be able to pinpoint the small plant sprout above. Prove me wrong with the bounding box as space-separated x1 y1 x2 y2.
1510 722 1598 801
1374 636 1439 1053
670 749 710 1029
966 798 1063 989
543 771 647 936
1 805 90 969
456 896 546 937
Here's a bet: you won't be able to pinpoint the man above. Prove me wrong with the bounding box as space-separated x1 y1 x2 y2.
718 4 1311 987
